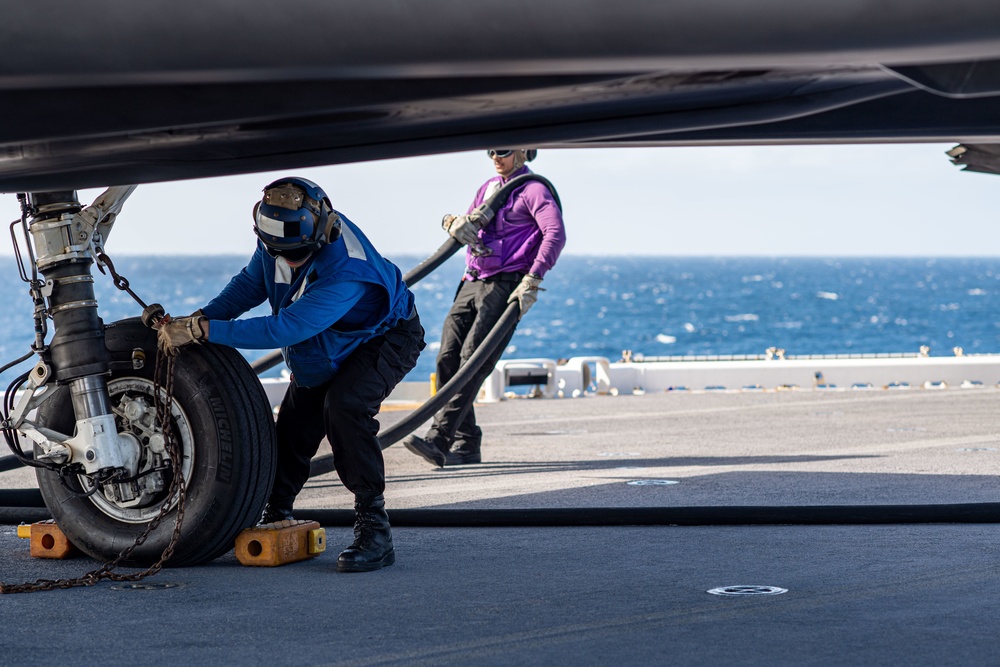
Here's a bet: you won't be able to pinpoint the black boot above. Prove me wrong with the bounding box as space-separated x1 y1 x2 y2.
259 503 295 525
336 494 395 573
402 435 447 468
445 441 481 465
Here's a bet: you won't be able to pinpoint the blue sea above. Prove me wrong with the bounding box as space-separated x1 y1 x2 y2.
1 255 998 385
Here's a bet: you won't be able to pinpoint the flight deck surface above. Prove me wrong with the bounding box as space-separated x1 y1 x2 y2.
2 388 999 666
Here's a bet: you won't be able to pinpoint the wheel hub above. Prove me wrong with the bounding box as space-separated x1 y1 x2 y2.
82 377 194 523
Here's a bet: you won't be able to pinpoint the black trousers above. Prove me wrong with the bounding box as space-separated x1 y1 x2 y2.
425 276 521 451
269 312 425 510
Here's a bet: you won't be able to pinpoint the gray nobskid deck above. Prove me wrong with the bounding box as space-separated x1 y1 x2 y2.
1 387 999 666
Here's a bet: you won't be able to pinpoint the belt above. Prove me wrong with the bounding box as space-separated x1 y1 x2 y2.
392 305 418 329
467 271 524 282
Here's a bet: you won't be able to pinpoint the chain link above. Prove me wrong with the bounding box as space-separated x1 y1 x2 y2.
95 251 150 310
1 253 187 594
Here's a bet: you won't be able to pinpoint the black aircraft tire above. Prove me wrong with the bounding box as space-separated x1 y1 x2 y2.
34 318 276 567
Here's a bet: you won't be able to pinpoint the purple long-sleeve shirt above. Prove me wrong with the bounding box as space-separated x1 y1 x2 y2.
465 165 566 280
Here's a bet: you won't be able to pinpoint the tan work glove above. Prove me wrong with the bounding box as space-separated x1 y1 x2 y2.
507 274 544 320
157 316 205 356
442 213 486 247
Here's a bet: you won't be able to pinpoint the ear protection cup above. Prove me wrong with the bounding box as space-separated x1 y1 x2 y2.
322 209 342 243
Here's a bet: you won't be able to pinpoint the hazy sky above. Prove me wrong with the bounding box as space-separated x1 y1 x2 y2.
0 143 995 258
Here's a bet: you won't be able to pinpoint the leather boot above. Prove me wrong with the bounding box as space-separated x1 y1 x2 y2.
259 503 294 525
336 494 395 573
445 442 481 465
402 434 447 468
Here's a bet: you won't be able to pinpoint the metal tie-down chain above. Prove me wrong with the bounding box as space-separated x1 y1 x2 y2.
0 253 188 594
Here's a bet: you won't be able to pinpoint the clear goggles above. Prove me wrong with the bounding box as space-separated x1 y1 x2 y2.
261 242 314 262
263 183 306 211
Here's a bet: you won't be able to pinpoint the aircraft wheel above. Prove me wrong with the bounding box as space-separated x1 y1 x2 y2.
34 318 276 566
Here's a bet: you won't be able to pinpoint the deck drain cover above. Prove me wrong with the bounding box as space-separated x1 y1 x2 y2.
708 585 787 597
626 479 679 486
111 582 184 591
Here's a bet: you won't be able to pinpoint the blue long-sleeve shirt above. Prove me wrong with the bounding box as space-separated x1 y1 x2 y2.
202 215 413 387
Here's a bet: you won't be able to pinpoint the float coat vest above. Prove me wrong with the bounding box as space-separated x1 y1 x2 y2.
202 214 414 387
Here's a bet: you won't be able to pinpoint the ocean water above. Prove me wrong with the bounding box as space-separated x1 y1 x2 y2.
0 254 998 386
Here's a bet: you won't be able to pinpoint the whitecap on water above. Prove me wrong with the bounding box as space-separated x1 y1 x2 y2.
968 288 986 296
724 313 759 322
683 322 696 333
655 334 677 344
816 291 839 300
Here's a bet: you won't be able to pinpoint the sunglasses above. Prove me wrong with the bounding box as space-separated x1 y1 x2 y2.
487 149 514 159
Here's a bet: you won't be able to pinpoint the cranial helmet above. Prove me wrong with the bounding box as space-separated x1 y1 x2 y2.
486 148 538 162
252 176 341 261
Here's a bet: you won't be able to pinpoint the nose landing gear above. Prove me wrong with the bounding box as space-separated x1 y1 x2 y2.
33 318 276 566
6 189 276 568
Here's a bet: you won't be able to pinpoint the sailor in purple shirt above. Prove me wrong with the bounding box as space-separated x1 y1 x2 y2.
404 149 566 467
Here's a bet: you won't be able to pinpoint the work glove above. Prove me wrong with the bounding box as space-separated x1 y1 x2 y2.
442 213 485 247
507 274 544 320
157 316 205 356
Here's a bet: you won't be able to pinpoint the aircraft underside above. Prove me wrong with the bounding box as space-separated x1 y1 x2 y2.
1 1 1000 190
3 0 1000 574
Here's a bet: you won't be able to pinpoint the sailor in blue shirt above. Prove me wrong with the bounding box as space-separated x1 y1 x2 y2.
157 177 425 573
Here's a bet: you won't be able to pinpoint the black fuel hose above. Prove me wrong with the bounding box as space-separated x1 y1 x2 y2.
308 302 520 477
401 173 558 286
5 502 1000 527
400 237 462 287
250 174 562 375
293 503 1000 526
0 451 31 473
248 237 464 375
0 174 550 513
250 173 559 376
377 302 520 450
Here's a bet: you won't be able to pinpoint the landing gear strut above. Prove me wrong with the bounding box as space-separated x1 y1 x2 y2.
6 189 276 566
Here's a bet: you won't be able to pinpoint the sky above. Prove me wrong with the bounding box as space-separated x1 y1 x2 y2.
0 143 996 258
